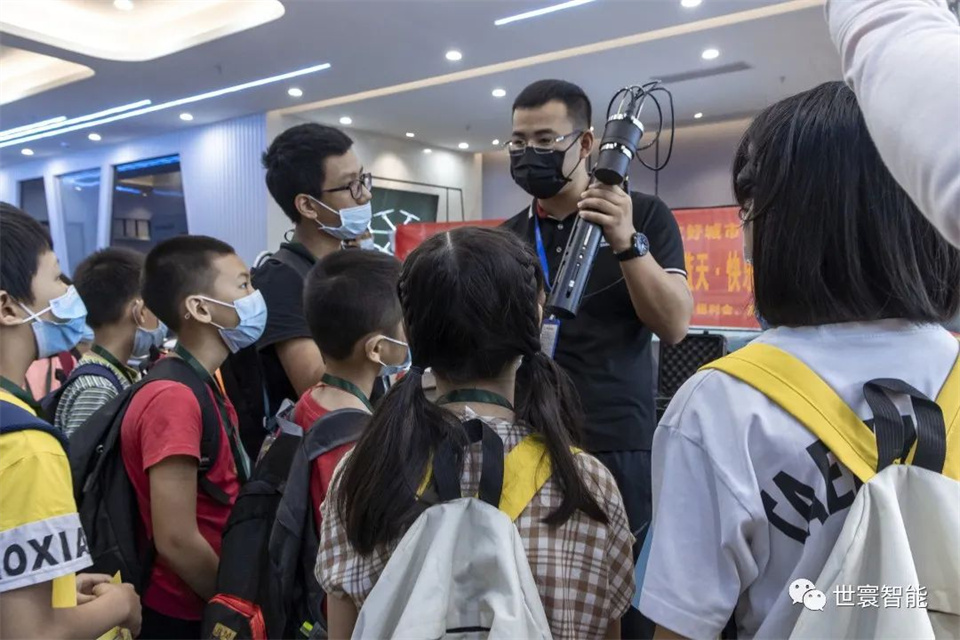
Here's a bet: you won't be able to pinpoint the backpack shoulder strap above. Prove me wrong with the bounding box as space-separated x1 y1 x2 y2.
0 400 69 452
146 358 230 504
270 245 313 279
932 343 960 479
701 343 879 484
498 435 582 522
302 409 369 460
70 362 124 393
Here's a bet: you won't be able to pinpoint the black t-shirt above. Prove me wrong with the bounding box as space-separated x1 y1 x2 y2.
252 242 316 416
502 192 686 452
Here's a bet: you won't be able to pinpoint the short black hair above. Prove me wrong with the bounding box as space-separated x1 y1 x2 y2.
735 81 960 327
303 250 402 361
73 248 144 329
0 202 53 305
143 235 236 332
262 123 354 224
513 79 592 130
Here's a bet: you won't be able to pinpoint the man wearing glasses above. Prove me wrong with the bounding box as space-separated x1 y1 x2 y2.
223 123 375 455
502 79 692 541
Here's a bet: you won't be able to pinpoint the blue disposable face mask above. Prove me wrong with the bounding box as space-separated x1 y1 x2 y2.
132 316 168 358
81 323 95 343
18 285 88 358
309 195 372 241
375 336 411 377
194 290 267 353
359 237 378 251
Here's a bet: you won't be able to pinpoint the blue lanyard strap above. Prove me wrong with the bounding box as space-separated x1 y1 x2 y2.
533 214 553 292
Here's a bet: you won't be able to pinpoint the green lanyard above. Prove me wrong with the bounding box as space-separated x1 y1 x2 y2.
321 373 373 412
91 345 137 385
0 376 44 416
174 345 252 482
435 389 514 411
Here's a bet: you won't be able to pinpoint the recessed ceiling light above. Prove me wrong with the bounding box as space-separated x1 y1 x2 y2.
405 132 415 138
445 50 463 62
75 186 82 191
492 139 501 145
701 47 720 60
88 132 102 141
0 62 330 149
113 0 134 10
21 148 34 156
458 142 470 150
491 88 507 98
694 112 703 119
339 116 353 125
423 148 433 154
681 0 702 7
494 0 597 26
179 112 194 121
288 87 303 98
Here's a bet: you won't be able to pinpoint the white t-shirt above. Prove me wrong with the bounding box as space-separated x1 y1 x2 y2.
638 320 958 639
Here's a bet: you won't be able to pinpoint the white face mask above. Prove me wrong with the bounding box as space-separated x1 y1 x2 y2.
308 195 372 241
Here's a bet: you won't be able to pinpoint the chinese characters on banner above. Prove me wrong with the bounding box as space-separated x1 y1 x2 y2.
674 207 760 330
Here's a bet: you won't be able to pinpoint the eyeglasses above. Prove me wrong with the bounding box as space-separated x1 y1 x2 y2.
504 130 583 156
321 172 373 200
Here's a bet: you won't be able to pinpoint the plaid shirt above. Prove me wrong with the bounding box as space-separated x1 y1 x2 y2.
316 410 636 639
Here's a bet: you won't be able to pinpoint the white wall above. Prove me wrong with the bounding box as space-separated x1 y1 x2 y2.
266 114 483 251
0 114 269 272
480 118 750 218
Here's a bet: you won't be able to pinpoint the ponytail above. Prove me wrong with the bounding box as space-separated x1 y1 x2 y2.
515 351 609 525
337 366 466 554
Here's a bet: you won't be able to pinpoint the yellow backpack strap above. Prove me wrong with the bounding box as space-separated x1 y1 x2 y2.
932 344 959 480
498 435 582 522
702 343 879 484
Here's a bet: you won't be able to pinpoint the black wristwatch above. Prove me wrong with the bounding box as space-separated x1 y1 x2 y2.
615 232 650 262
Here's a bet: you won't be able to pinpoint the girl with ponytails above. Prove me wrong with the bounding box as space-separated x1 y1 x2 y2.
316 227 634 639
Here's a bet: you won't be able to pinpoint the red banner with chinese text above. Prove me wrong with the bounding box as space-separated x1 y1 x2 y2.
675 206 758 329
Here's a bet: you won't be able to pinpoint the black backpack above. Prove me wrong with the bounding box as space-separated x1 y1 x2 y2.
41 361 123 424
202 409 368 640
68 357 231 591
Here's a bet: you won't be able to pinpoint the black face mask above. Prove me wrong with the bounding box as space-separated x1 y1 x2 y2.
510 147 579 200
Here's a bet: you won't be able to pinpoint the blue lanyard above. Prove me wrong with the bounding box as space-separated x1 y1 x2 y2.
533 214 552 292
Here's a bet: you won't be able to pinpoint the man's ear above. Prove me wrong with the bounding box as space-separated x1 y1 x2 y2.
579 129 595 159
0 290 26 327
295 194 320 223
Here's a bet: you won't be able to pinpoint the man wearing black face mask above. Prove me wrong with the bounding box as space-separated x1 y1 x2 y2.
502 79 693 540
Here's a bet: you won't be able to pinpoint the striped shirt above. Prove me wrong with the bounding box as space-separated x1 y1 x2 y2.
54 352 137 437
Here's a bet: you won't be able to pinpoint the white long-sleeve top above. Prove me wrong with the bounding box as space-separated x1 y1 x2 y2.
827 0 960 247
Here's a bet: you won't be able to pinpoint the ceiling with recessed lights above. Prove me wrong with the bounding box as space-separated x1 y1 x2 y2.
0 0 839 166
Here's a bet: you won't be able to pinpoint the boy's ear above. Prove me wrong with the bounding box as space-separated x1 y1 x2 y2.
295 194 320 223
0 290 26 327
362 333 383 363
183 296 213 324
131 299 146 325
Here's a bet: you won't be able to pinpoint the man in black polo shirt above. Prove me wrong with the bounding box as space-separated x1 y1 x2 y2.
224 124 374 453
502 80 692 534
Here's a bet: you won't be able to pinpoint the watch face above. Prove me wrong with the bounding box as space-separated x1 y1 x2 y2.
636 233 650 256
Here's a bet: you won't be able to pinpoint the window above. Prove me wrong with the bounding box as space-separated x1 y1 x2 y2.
18 178 49 229
58 168 101 274
111 154 187 252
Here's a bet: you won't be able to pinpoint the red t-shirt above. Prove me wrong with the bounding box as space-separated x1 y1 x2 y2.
292 388 356 532
120 380 241 620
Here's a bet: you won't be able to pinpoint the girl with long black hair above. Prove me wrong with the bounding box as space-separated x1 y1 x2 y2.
316 227 634 639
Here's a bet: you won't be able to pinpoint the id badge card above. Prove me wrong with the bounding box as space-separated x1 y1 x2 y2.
540 317 561 359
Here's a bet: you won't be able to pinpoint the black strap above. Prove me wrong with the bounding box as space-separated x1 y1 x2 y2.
68 362 124 393
432 418 504 507
271 243 315 278
863 378 946 474
147 358 232 504
320 374 373 412
303 409 369 459
436 389 514 411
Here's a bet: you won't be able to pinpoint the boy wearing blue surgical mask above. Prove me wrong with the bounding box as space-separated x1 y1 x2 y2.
53 248 167 437
0 203 142 638
120 235 265 639
292 249 405 532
